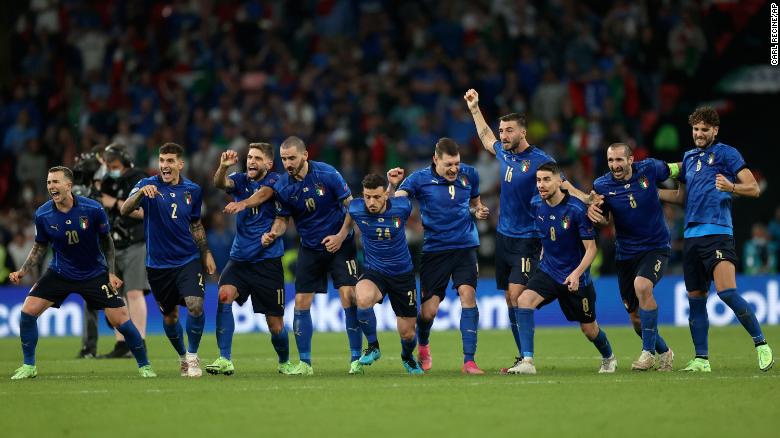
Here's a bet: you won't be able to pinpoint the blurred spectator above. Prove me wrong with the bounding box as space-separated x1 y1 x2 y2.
743 223 777 275
206 211 235 274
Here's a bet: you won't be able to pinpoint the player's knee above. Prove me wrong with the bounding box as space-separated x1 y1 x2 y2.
217 288 235 304
267 318 284 335
687 290 707 298
421 307 437 322
185 298 204 317
580 323 598 340
356 294 374 309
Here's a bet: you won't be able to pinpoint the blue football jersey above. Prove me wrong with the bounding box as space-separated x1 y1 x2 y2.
349 197 414 276
399 163 480 252
532 193 596 286
493 141 558 239
273 161 352 250
593 159 671 259
34 196 110 280
130 175 202 268
226 171 284 261
679 142 746 235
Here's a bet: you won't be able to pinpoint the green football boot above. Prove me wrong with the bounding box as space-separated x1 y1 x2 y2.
757 344 774 372
205 356 235 376
680 357 711 372
277 361 296 375
139 365 157 378
11 364 37 380
288 361 314 376
349 360 364 374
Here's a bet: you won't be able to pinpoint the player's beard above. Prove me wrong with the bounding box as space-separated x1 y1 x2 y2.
503 138 520 152
287 160 305 178
694 136 714 149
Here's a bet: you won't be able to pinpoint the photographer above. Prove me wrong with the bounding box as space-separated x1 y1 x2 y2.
97 144 150 358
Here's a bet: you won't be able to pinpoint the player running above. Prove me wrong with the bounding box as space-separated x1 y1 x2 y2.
509 162 616 375
345 173 424 375
660 107 773 372
387 137 489 374
121 143 216 377
10 166 155 379
588 143 675 371
206 143 294 376
270 136 361 375
464 88 592 373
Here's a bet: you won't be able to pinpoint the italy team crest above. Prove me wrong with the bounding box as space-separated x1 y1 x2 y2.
707 153 715 166
561 215 570 230
393 217 401 228
459 175 468 187
639 176 649 189
315 183 325 196
521 160 531 172
79 216 89 230
184 191 192 205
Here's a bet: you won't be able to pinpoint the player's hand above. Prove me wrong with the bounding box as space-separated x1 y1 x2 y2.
109 273 123 291
220 150 239 169
715 174 734 193
321 234 344 253
204 252 217 275
587 190 604 206
386 168 405 186
464 89 480 112
140 185 160 198
261 231 277 247
223 201 246 214
564 273 580 292
9 270 25 285
474 205 489 220
587 203 605 224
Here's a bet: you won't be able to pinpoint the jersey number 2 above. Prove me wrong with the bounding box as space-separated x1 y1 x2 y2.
170 203 178 218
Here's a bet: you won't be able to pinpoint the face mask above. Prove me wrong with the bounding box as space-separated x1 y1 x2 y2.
108 169 121 178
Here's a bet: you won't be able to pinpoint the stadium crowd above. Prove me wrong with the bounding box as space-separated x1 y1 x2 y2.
0 0 775 284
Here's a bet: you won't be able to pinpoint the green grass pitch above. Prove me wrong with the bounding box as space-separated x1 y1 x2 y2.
1 325 778 437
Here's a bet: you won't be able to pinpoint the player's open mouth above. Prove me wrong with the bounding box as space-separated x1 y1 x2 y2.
248 166 258 172
49 190 60 199
161 170 172 177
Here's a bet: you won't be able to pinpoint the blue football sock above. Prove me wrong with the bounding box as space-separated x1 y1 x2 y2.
655 334 670 354
20 311 38 366
417 314 433 346
271 328 290 363
116 320 149 367
591 329 613 359
163 321 186 356
356 306 378 345
216 303 234 359
460 306 479 363
293 309 313 364
508 305 522 356
719 288 766 345
400 337 417 360
516 308 535 359
688 296 709 357
344 306 362 361
186 312 205 354
639 308 658 353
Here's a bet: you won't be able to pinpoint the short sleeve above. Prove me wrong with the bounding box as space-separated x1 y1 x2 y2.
398 174 417 198
34 215 48 244
576 207 596 240
347 199 360 217
260 173 279 189
399 196 413 218
492 141 503 157
650 158 670 182
327 171 351 201
95 207 110 234
725 147 747 176
469 168 480 198
273 192 291 217
227 172 243 194
189 186 203 222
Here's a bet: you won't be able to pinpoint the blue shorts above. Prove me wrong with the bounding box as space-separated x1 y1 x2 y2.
219 258 285 316
495 233 541 290
683 235 738 292
615 248 670 313
359 269 418 318
30 269 125 309
147 258 205 314
526 270 596 323
420 247 478 303
295 236 358 293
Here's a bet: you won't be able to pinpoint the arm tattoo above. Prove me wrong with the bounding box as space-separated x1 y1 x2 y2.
120 189 144 216
189 220 211 257
478 127 491 140
341 195 353 209
20 242 48 274
99 233 116 274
